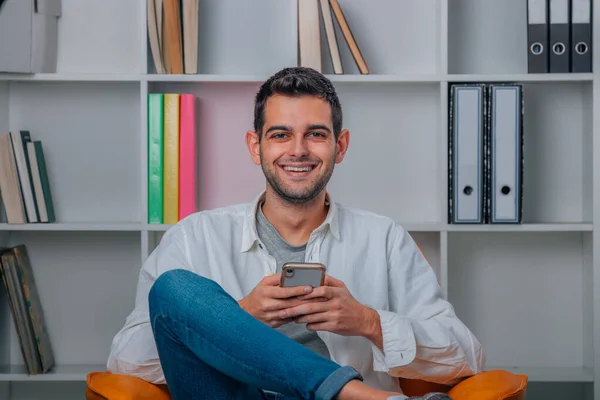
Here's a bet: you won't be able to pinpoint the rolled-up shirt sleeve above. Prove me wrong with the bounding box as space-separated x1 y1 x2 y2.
106 226 191 384
371 224 486 385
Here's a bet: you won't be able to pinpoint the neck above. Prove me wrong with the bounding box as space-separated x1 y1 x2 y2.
260 187 329 246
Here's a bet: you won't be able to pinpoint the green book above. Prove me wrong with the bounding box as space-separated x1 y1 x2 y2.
31 141 55 223
148 94 164 224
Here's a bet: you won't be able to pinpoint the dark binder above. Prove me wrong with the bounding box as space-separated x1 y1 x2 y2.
571 0 592 72
527 0 550 73
549 0 571 72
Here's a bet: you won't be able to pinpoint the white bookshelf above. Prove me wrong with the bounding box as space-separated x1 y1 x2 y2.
0 1 597 399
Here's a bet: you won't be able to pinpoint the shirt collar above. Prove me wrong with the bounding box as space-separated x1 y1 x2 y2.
240 190 341 253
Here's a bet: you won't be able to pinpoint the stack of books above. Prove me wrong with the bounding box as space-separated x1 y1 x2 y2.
148 93 197 224
0 244 55 375
147 0 199 74
0 131 55 224
299 0 369 74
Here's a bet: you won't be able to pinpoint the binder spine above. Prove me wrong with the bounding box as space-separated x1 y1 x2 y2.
489 83 524 224
571 0 592 72
527 0 550 73
549 0 571 72
448 83 488 224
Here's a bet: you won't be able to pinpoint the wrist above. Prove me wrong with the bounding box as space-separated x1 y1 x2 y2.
361 306 383 346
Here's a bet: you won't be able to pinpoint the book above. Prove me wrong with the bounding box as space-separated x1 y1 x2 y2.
179 94 197 220
0 245 55 374
163 93 180 224
148 94 165 224
0 133 26 223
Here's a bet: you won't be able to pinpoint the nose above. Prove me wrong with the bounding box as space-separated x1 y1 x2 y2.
289 134 309 157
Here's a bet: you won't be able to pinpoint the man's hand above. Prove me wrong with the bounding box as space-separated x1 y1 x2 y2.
281 275 384 348
238 274 321 328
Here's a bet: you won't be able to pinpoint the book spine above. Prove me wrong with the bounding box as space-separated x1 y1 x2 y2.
32 141 55 223
148 94 164 224
179 94 196 220
163 94 180 224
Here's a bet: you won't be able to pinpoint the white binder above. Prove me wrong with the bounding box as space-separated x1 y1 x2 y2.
449 84 487 224
489 84 524 224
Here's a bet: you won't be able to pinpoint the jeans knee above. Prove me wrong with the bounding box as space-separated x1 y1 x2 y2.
149 269 224 317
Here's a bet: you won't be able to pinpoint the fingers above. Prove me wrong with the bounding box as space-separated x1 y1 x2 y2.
260 273 282 286
269 285 314 299
280 301 329 319
295 286 335 301
324 275 345 288
294 311 329 324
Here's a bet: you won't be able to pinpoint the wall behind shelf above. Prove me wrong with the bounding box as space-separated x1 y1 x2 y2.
448 0 528 74
56 0 142 74
520 82 593 223
448 231 587 369
327 82 441 223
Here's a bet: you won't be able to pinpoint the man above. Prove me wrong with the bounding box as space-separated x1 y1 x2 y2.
107 67 485 400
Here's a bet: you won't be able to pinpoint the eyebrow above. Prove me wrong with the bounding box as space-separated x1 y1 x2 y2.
264 124 332 134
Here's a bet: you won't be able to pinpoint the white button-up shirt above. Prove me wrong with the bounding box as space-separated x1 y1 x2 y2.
107 192 485 393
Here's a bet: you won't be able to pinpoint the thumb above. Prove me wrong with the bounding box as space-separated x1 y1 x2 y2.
325 274 345 288
260 273 282 286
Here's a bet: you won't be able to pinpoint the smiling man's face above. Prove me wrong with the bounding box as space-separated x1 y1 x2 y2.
248 93 348 204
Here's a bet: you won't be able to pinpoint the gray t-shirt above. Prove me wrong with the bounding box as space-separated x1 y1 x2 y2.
256 203 330 359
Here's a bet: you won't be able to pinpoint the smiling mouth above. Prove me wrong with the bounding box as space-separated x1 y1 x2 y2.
282 165 315 172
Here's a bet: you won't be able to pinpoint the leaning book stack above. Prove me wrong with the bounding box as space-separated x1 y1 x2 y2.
0 244 55 374
148 93 198 224
0 131 56 224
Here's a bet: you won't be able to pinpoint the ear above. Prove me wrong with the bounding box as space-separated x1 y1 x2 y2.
334 129 350 164
246 130 261 166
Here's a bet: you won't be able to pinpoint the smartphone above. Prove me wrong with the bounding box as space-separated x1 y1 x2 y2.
280 262 326 288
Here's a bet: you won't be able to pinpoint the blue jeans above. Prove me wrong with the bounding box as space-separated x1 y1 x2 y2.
148 269 363 400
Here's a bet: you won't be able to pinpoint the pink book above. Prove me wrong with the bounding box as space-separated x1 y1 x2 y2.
179 94 197 220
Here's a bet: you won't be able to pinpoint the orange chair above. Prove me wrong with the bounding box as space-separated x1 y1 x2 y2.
85 369 527 400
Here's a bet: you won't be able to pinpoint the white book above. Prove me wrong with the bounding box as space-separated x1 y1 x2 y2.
9 131 38 223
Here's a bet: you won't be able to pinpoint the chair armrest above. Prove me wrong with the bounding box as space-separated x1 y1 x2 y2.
447 370 528 400
86 371 171 400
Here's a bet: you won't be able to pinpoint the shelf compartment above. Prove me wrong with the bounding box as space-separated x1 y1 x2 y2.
55 0 141 74
148 0 297 75
448 0 528 74
326 82 441 223
1 232 140 369
5 82 142 224
149 82 267 211
318 0 441 75
448 231 590 372
520 81 593 224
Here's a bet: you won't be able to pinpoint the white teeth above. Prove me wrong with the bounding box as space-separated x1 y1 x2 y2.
283 166 313 172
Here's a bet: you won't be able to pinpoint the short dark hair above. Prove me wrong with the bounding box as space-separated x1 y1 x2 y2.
253 67 343 141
